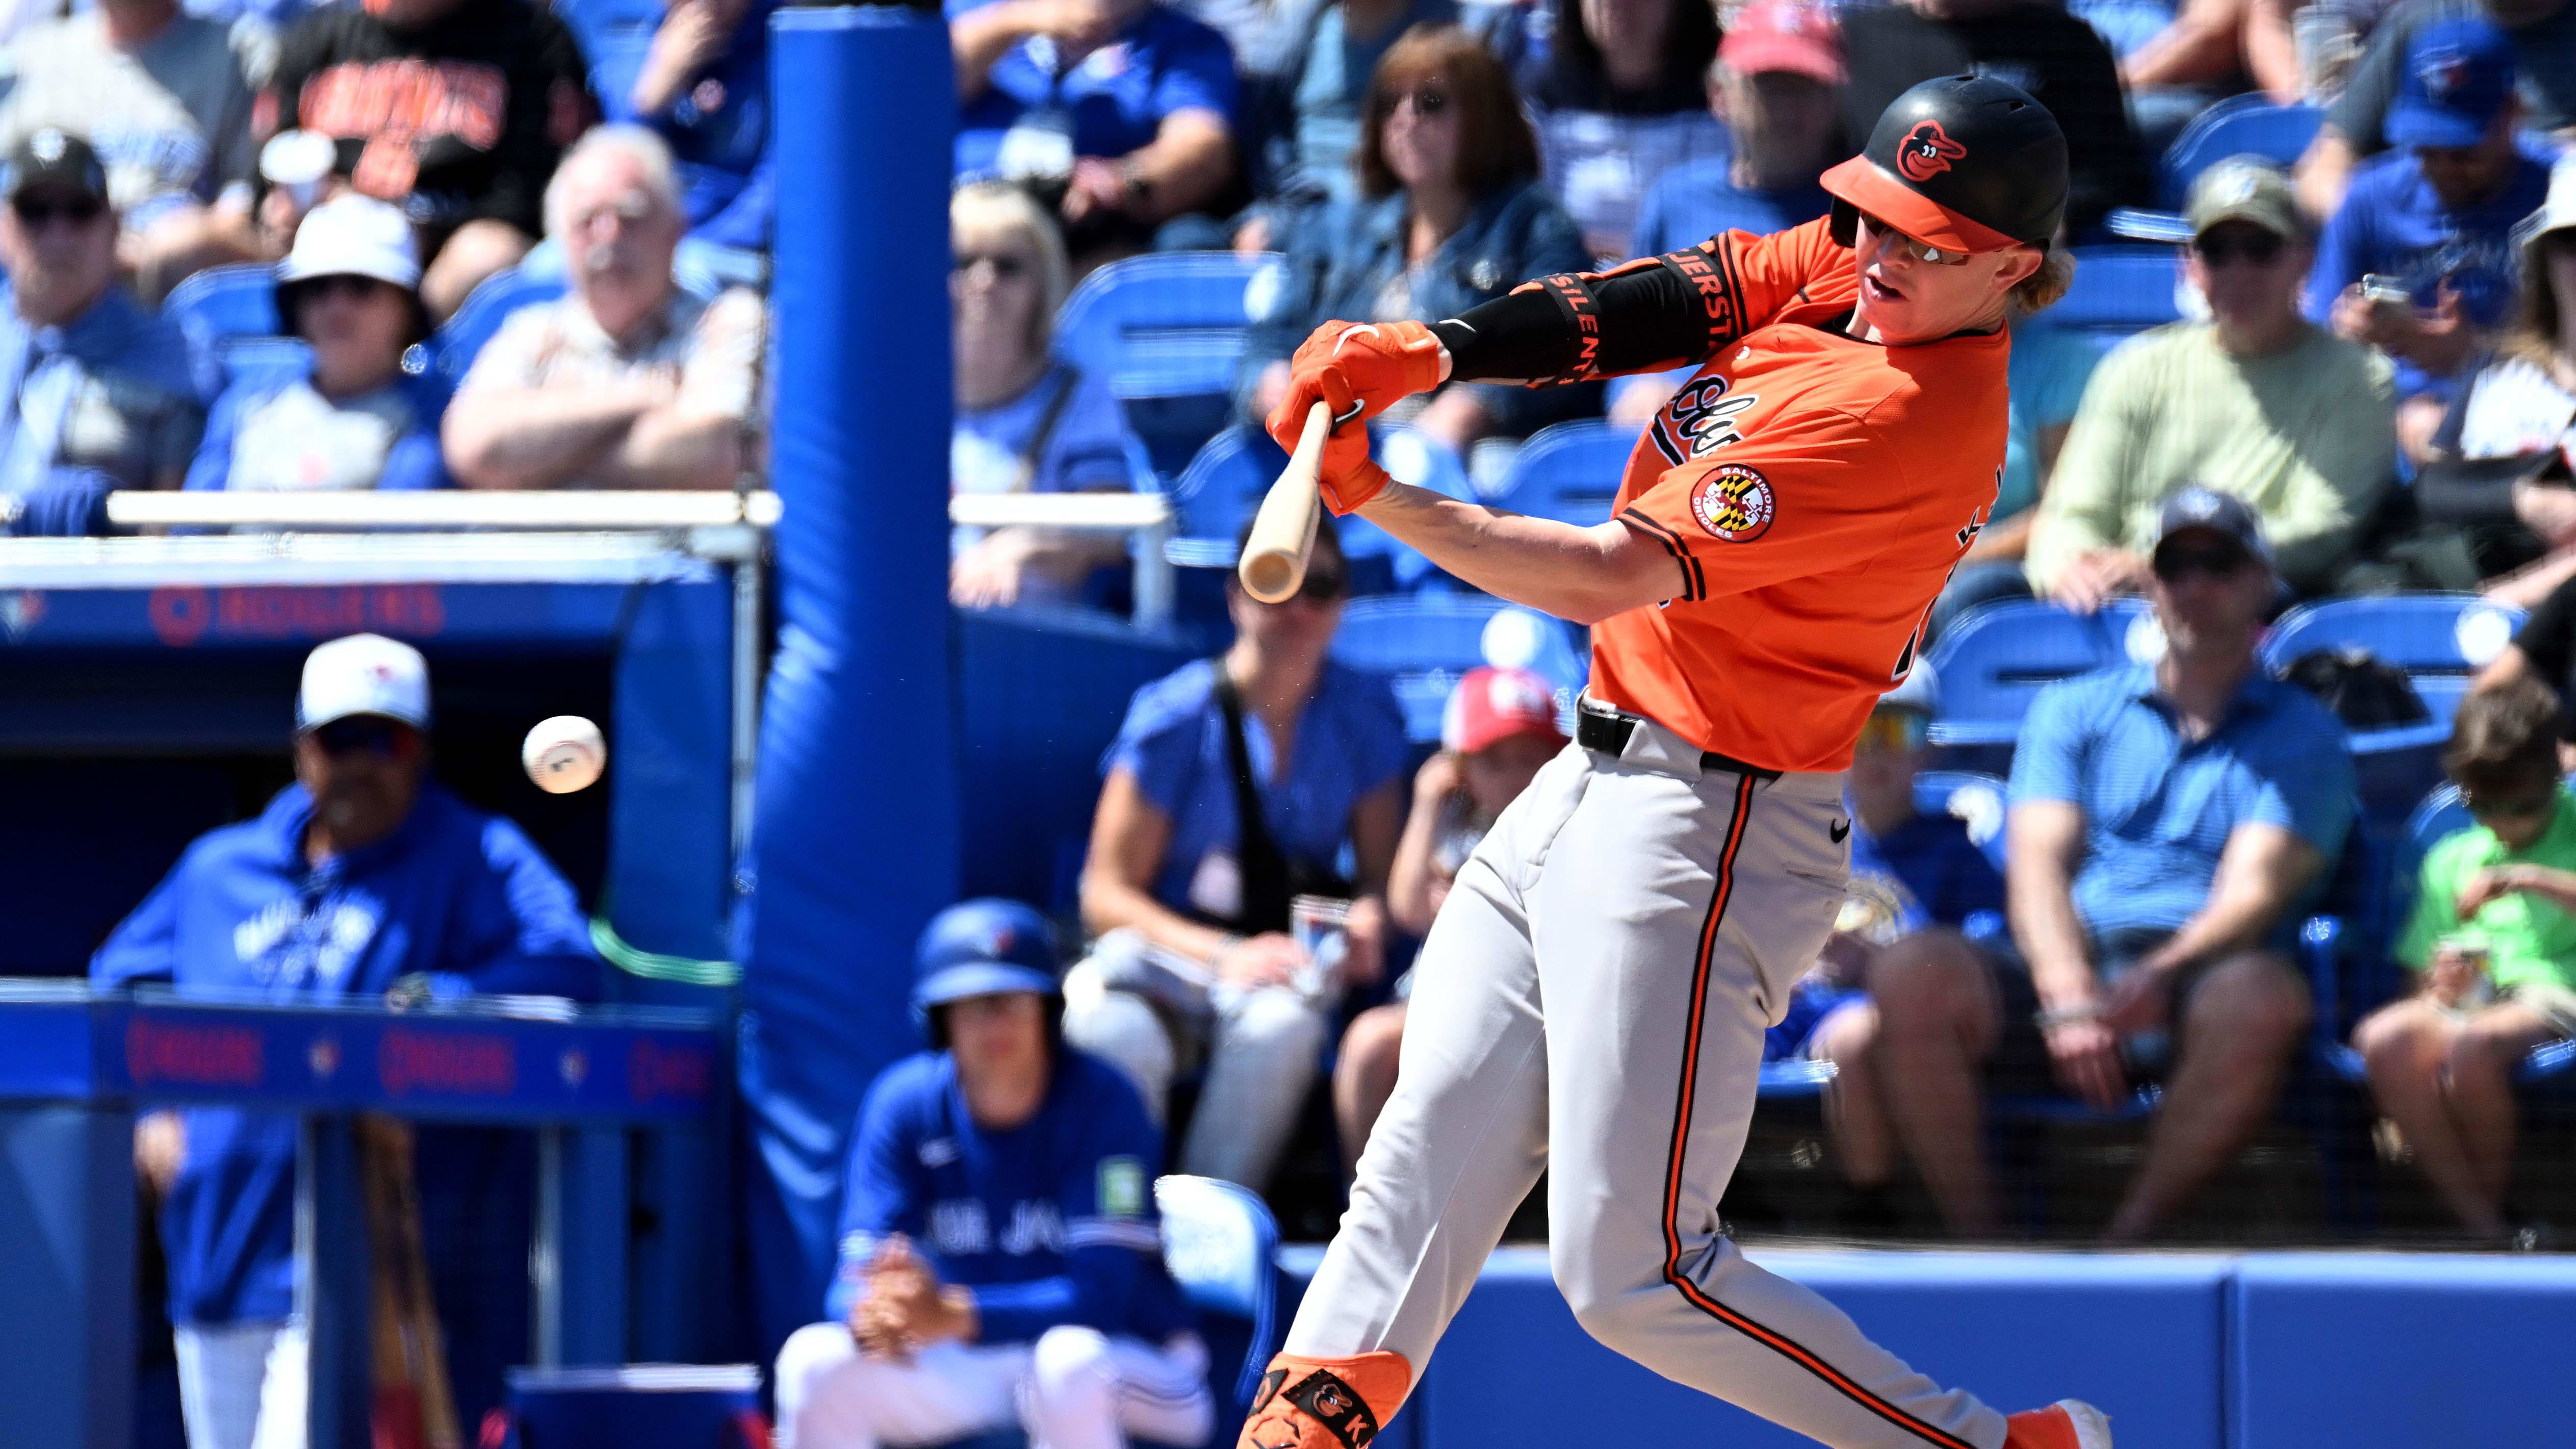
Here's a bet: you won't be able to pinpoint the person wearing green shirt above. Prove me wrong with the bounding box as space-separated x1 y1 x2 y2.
2360 674 2576 1242
2025 158 2396 609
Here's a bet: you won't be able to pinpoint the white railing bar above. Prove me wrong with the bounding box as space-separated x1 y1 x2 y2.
106 491 783 530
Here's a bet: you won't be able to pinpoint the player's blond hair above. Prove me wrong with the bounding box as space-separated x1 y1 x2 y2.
2010 247 2076 316
951 181 1073 354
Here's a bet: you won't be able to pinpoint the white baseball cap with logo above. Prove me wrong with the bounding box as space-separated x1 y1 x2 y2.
278 193 422 290
298 633 430 731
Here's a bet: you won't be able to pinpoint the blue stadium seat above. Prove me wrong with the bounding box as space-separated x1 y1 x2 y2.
2261 593 2523 727
1054 252 1280 477
1153 1175 1281 1434
164 262 281 343
429 266 568 387
2265 595 2522 828
1486 419 1637 526
1922 600 2127 752
2045 246 2183 336
1330 595 1583 741
164 263 286 383
2159 100 2326 208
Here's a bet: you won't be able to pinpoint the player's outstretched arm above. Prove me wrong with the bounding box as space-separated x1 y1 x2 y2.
1431 218 1842 389
1354 482 1681 625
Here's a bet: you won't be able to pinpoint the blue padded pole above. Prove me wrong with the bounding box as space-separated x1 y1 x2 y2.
742 6 960 1354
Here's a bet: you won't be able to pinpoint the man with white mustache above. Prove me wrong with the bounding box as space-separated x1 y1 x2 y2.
442 124 767 491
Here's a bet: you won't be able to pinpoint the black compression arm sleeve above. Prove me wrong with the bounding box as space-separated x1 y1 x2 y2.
1427 243 1754 387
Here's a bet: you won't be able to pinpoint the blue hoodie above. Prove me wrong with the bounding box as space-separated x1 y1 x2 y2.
91 780 600 1325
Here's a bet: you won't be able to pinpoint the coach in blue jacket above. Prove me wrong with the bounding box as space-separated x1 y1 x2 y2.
93 632 600 1449
773 899 1212 1449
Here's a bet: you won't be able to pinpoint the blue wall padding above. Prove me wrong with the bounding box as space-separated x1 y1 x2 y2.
2230 1253 2576 1447
739 6 960 1352
609 579 733 961
1280 1246 2230 1449
958 608 1195 910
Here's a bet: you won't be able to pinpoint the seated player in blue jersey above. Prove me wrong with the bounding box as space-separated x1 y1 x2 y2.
773 899 1214 1449
92 633 601 1449
1762 667 2005 1227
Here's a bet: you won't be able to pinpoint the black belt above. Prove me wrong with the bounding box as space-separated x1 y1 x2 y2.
1575 703 1783 783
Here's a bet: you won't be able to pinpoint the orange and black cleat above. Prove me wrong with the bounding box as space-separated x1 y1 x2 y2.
1236 1351 1412 1449
2004 1400 2114 1449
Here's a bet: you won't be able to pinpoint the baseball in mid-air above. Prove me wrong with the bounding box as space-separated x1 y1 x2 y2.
522 716 606 794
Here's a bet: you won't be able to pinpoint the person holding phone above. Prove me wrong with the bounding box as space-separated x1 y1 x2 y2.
2355 675 2576 1244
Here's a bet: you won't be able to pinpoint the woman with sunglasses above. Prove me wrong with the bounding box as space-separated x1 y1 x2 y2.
1066 519 1407 1197
1239 77 2119 1449
948 182 1145 608
1240 25 1592 462
183 194 452 494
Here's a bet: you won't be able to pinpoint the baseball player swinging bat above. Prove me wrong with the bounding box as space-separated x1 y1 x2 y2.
1238 401 1335 602
1235 77 2111 1449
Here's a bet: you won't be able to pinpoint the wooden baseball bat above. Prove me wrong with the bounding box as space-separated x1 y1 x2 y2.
360 1115 463 1449
1238 400 1332 604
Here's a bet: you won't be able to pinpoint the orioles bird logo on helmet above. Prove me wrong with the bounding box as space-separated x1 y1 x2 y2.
1894 120 1966 182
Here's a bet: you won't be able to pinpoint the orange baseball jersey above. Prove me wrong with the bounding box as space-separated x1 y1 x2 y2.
1589 217 2010 773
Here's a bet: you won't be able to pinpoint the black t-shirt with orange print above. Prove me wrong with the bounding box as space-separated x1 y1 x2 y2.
260 0 595 241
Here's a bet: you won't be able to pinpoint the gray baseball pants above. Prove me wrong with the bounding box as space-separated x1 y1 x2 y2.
1284 710 2007 1449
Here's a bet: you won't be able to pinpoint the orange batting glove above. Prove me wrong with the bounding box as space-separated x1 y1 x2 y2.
1266 321 1445 514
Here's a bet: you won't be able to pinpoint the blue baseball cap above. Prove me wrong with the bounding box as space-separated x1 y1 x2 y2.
2155 485 2274 572
912 899 1062 1013
2388 18 2515 149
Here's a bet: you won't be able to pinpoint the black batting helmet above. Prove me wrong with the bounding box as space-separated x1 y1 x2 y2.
1820 74 2068 254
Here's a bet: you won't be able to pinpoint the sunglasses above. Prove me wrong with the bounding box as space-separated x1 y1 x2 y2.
310 717 418 759
954 251 1031 279
2464 784 2557 821
1854 709 1929 755
11 194 105 228
2192 230 2284 268
2152 541 2252 582
1855 210 1971 267
301 274 394 301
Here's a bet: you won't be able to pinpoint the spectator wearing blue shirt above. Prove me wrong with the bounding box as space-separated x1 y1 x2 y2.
949 183 1144 608
0 129 203 535
1607 0 1841 429
949 0 1240 264
2309 17 2553 442
1068 521 1408 1190
1875 490 2355 1241
1782 669 2005 1215
1524 0 1725 266
1242 26 1593 456
774 900 1212 1449
94 633 600 1449
599 0 778 275
185 194 451 493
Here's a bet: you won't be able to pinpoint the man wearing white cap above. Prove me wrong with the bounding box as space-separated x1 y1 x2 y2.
185 194 452 493
91 633 600 1449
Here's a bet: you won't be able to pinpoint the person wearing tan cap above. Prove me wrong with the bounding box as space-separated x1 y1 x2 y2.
2028 157 2395 609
